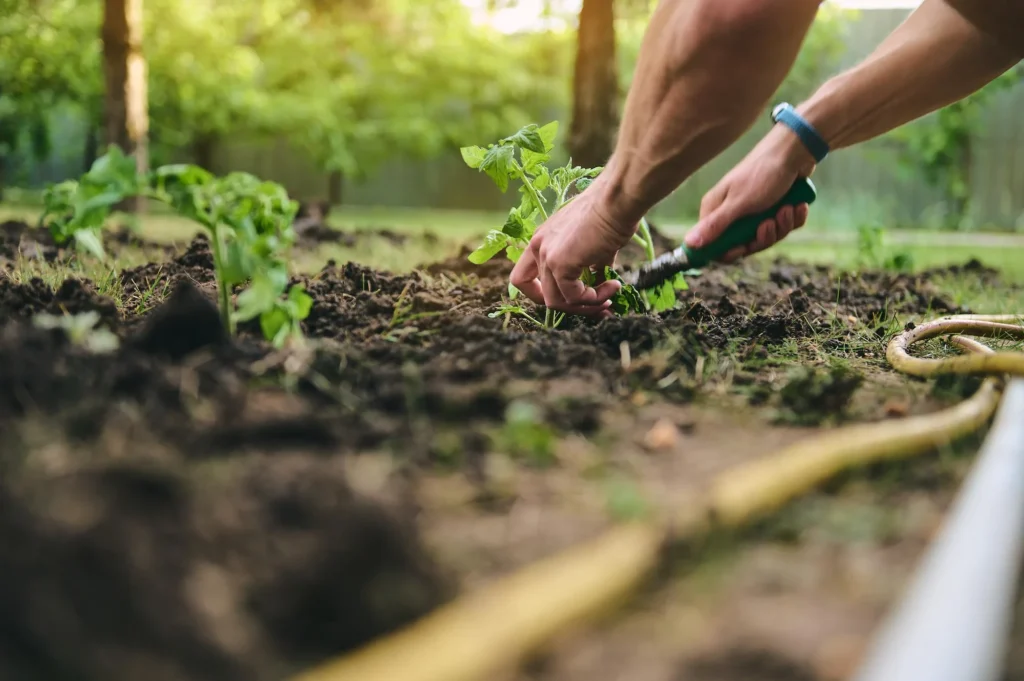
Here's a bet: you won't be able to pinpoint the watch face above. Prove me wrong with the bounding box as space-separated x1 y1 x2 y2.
771 103 788 121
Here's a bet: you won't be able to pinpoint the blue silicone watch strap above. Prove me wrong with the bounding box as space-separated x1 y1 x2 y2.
771 102 829 163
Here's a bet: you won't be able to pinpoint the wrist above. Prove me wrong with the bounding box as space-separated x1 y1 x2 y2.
770 102 829 167
591 156 649 232
762 123 818 178
793 76 848 151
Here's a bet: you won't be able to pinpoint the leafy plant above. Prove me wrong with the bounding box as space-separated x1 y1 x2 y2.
890 65 1022 228
855 223 885 269
40 145 312 347
855 222 914 273
497 399 557 467
461 120 679 327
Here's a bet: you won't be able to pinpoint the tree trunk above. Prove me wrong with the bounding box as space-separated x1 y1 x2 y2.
83 124 99 172
102 0 148 212
328 170 344 205
568 0 618 169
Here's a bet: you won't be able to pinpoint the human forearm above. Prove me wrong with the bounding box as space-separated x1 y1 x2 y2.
795 0 1019 151
596 0 822 225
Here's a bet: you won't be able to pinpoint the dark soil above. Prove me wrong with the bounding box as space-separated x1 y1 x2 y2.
0 232 987 681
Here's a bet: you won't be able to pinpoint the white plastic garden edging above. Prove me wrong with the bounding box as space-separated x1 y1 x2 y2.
851 378 1024 681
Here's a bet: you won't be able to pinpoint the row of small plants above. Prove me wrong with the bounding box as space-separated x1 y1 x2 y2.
38 121 687 348
461 121 688 328
41 146 311 347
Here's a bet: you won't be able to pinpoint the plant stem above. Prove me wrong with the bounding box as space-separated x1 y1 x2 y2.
637 218 656 263
208 225 235 335
545 308 554 328
512 160 549 221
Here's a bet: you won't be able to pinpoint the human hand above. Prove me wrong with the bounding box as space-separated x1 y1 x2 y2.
685 126 816 263
509 176 637 318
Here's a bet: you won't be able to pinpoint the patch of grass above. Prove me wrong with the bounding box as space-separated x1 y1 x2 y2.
0 254 131 313
771 362 865 426
770 240 1024 283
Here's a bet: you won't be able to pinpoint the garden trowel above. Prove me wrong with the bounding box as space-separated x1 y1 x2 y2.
619 177 817 290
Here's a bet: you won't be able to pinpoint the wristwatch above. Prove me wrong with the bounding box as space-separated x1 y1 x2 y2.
771 102 829 164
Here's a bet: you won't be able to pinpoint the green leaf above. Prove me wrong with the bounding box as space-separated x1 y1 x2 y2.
532 167 550 191
671 273 689 291
468 230 509 264
505 124 545 153
460 145 487 169
154 163 213 186
260 306 291 345
537 121 559 152
604 268 644 315
76 190 124 216
502 208 525 239
610 285 644 315
73 229 105 260
521 148 549 175
86 146 138 187
220 239 252 285
489 304 526 319
508 283 520 300
506 242 525 263
480 145 515 192
287 285 314 320
235 273 279 322
645 280 678 313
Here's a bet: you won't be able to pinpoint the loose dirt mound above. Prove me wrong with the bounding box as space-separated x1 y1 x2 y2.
0 278 452 681
0 234 985 681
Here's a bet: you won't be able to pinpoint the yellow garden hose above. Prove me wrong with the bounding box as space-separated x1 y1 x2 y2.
289 314 1024 681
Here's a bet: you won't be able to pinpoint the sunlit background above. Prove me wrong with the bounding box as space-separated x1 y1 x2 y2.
0 0 1018 234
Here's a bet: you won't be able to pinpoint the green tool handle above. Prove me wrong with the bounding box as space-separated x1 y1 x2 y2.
682 177 817 269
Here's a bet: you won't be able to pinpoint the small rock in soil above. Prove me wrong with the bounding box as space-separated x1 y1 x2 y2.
643 418 681 451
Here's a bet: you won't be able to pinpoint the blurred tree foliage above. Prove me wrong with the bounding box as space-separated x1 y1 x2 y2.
1 0 570 186
891 64 1023 229
0 0 100 193
0 0 858 198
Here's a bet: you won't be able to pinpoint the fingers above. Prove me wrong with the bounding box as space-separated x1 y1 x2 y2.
685 198 741 250
509 247 544 306
776 205 795 239
551 265 621 308
716 201 812 264
794 203 809 230
540 266 618 315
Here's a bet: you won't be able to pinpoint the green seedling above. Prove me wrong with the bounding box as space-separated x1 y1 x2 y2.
40 146 312 347
855 222 915 273
498 399 557 467
461 121 682 327
604 476 652 522
33 310 119 354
